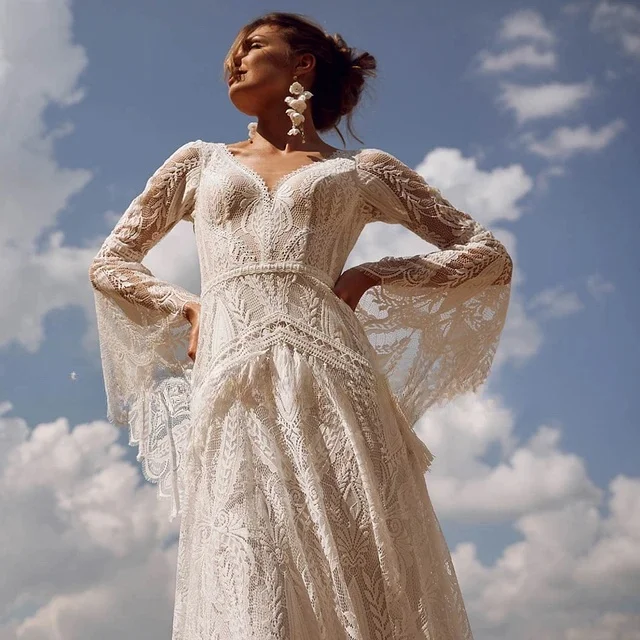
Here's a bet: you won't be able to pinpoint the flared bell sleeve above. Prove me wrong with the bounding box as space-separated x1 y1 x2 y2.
88 139 202 520
353 148 513 430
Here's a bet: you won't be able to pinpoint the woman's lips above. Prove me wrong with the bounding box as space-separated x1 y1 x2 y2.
228 71 246 86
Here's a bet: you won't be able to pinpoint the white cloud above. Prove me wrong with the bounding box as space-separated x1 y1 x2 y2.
414 148 533 225
565 612 640 640
8 549 177 640
0 0 94 352
536 165 567 192
145 219 200 295
418 394 601 522
492 290 545 367
0 403 178 637
592 1 640 59
523 119 626 160
499 81 595 123
0 232 99 351
605 67 620 81
401 369 640 637
0 0 90 247
527 285 585 319
499 9 556 45
575 475 640 588
452 476 640 639
586 273 616 301
478 45 557 73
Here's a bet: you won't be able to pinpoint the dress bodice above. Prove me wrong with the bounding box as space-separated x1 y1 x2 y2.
195 143 366 290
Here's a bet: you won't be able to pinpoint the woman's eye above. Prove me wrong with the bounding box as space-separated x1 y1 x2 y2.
250 43 261 49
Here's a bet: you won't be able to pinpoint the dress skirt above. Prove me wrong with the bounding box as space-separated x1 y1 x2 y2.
171 341 474 640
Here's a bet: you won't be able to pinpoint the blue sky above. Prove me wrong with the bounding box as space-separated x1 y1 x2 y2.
1 0 639 638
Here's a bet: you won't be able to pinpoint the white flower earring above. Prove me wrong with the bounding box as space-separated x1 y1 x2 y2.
285 76 313 143
247 121 257 142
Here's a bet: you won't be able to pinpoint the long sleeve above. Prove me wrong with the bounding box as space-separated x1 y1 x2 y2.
89 139 202 519
353 148 513 429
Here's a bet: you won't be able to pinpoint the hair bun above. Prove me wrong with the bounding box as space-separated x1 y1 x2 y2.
327 32 375 73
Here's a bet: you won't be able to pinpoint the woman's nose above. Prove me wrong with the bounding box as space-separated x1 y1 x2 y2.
232 51 245 69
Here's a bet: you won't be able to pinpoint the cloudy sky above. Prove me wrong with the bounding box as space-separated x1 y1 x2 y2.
1 0 639 638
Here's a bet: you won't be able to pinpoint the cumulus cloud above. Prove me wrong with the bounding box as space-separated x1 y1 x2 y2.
499 9 556 45
478 45 557 73
591 1 640 60
144 219 200 295
452 476 640 639
498 81 596 123
527 285 585 320
492 289 545 367
0 0 95 352
522 119 626 160
4 389 639 640
403 375 640 638
6 550 177 640
414 148 533 225
0 232 99 351
565 612 640 640
417 394 601 522
0 0 201 355
420 389 640 637
0 402 178 637
475 10 556 77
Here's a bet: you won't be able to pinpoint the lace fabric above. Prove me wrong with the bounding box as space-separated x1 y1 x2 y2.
89 140 202 517
353 148 513 427
89 139 513 638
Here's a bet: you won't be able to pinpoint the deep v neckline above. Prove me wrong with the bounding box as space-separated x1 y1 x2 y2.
219 143 347 200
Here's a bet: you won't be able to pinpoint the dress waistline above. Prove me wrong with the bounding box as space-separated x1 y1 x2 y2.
200 261 336 298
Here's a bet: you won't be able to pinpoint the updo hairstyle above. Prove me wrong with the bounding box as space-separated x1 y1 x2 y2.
223 12 377 144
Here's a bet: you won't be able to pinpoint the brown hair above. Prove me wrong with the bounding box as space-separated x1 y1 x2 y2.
223 12 377 145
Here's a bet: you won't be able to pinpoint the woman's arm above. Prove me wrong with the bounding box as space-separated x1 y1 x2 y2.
89 140 202 319
88 139 203 521
354 148 513 291
352 148 513 432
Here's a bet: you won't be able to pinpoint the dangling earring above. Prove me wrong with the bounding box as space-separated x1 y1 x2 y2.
284 76 313 144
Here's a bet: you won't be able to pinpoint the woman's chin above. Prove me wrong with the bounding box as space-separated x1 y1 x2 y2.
228 90 261 116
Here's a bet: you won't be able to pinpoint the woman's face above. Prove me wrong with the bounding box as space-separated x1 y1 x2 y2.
227 25 308 115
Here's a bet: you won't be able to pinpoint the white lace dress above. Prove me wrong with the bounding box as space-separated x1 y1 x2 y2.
89 139 512 640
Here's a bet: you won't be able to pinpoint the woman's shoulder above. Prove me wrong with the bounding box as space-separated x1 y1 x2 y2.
162 139 206 165
353 147 405 174
355 146 399 161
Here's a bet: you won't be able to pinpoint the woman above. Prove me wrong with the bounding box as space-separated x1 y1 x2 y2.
89 11 512 640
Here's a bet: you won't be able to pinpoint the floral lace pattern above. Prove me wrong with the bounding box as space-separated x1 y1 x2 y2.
89 139 512 639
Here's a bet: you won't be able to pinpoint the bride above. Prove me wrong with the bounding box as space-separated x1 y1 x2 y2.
89 11 512 640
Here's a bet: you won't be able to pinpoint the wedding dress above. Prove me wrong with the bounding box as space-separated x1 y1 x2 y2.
89 139 512 639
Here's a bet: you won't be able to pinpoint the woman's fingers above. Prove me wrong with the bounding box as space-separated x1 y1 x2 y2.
187 324 199 361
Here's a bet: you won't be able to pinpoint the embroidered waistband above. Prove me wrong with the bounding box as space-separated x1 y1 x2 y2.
201 261 336 298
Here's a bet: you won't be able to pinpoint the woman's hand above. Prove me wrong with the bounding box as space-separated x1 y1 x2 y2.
332 267 380 311
183 302 201 361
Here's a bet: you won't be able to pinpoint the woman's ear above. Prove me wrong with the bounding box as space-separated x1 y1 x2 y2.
294 52 316 76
